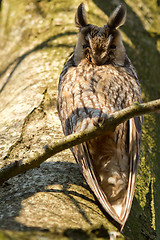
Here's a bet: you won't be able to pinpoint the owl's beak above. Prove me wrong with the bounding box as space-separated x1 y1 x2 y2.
92 54 110 66
93 56 103 65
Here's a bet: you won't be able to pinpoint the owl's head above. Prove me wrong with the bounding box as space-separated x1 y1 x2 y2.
74 3 127 66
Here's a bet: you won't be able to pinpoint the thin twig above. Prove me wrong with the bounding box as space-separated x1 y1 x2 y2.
0 99 160 185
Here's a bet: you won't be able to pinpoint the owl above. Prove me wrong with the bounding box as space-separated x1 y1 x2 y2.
58 3 142 230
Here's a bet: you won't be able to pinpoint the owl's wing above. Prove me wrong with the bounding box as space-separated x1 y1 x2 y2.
72 116 142 230
120 116 142 229
74 142 121 224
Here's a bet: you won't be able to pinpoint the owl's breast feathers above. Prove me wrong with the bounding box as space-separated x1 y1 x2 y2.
58 57 141 132
58 56 142 229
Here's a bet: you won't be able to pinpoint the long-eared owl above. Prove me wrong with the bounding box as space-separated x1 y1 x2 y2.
58 3 142 230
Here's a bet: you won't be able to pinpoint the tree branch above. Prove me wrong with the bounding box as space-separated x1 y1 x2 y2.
0 98 160 185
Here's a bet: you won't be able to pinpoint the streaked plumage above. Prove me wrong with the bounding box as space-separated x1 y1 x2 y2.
58 3 142 230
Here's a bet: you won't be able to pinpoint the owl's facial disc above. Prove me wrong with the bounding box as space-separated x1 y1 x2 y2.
85 31 115 65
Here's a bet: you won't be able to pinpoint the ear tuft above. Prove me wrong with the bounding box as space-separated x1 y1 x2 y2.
75 3 88 28
108 4 126 29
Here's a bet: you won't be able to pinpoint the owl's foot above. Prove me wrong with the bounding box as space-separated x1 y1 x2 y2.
92 117 105 128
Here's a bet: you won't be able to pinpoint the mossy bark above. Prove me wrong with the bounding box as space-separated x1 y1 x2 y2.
0 0 159 239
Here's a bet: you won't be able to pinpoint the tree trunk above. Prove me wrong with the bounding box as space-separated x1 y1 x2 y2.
0 0 159 239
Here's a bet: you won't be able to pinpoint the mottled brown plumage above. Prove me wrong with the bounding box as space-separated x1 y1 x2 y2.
58 3 142 230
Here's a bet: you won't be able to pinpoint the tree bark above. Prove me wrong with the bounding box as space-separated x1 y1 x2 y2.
0 1 160 239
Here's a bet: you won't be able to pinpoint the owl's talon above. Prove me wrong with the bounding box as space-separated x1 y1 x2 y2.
92 117 105 128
